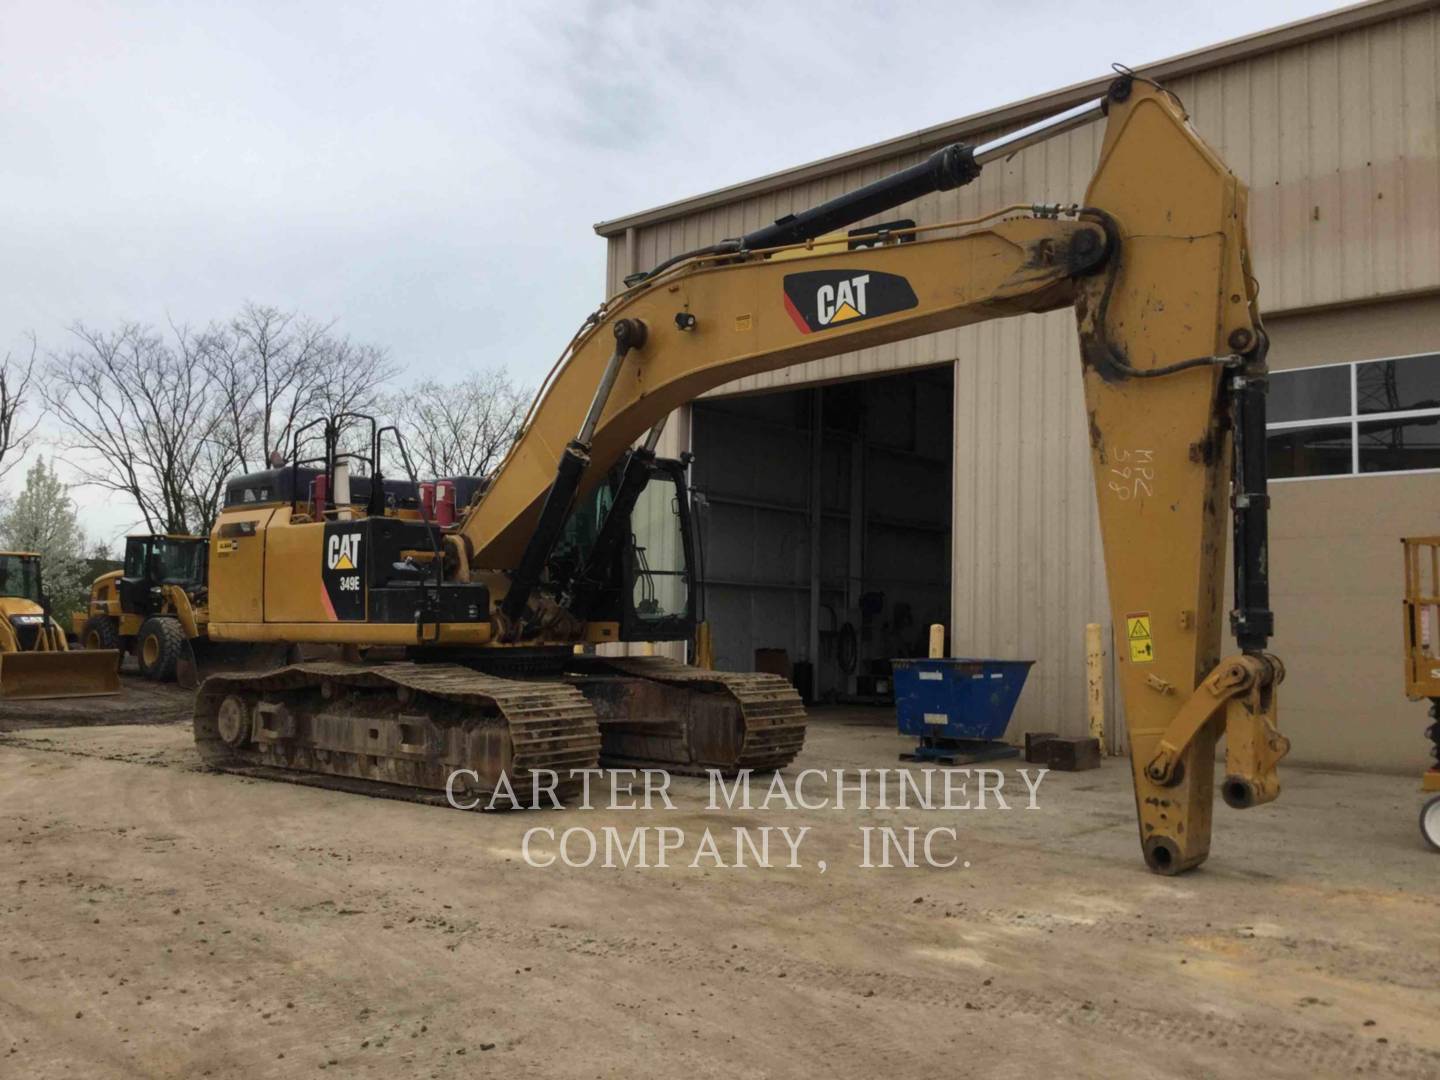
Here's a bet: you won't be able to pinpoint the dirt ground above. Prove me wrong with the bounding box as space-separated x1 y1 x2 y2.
1 704 1437 1079
0 674 192 732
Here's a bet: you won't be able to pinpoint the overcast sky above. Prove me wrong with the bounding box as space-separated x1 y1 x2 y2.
3 0 1343 545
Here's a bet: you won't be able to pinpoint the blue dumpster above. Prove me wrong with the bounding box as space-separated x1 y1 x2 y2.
892 658 1035 764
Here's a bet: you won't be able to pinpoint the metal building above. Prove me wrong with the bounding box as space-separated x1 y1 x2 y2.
595 0 1440 772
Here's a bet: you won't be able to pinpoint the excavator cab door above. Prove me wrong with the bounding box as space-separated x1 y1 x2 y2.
620 459 697 643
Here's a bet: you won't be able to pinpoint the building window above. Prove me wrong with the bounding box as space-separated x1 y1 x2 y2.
1267 353 1440 481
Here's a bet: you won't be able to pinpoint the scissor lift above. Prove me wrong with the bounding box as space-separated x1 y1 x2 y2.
1399 537 1440 850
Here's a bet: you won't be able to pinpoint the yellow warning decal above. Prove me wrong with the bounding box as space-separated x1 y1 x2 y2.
1126 612 1154 663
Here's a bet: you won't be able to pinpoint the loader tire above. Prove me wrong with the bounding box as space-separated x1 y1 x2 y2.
82 616 122 662
137 617 186 682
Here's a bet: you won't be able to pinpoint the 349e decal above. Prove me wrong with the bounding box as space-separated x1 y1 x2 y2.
321 523 365 621
782 270 918 334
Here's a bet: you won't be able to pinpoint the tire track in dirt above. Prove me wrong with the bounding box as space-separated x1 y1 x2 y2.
407 909 1440 1077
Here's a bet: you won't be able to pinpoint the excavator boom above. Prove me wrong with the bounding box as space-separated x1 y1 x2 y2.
467 213 1103 573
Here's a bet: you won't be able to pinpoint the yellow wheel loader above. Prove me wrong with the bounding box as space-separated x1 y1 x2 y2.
0 551 119 699
76 534 208 686
193 74 1288 873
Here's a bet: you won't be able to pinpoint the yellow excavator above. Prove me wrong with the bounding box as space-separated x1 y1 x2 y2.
192 73 1287 874
0 551 119 699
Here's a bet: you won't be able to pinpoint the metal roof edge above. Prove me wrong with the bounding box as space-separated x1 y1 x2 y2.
594 0 1436 237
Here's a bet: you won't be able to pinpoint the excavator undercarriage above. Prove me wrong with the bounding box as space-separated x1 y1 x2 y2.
195 654 804 804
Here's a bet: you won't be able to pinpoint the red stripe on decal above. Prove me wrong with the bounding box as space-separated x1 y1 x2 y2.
783 292 810 334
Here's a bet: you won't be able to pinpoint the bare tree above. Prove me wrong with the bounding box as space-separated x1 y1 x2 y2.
389 369 530 480
313 338 397 422
43 306 401 533
0 337 40 482
42 321 239 535
207 303 397 473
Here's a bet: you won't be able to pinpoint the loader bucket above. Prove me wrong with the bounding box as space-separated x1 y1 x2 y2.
175 637 199 690
0 649 122 699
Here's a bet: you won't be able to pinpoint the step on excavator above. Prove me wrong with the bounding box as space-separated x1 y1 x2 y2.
193 72 1288 873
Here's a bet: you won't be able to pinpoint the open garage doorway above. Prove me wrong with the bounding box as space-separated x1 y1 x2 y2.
690 366 952 703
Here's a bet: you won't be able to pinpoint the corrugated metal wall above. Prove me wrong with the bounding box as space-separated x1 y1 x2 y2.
602 7 1440 748
946 310 1115 742
606 8 1440 337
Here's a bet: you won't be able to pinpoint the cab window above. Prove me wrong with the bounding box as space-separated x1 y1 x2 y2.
124 542 147 578
629 473 689 622
0 555 41 602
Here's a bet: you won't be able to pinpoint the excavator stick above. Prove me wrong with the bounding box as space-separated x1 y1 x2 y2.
1076 79 1287 873
0 649 122 700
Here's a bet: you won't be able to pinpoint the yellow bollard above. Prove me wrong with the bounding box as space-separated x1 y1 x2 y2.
694 621 714 669
1086 622 1105 754
928 624 945 659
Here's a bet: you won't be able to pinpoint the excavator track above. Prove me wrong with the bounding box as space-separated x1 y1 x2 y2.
193 655 803 808
571 655 807 774
194 661 602 805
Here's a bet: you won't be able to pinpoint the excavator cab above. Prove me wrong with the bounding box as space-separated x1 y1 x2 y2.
551 454 698 643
